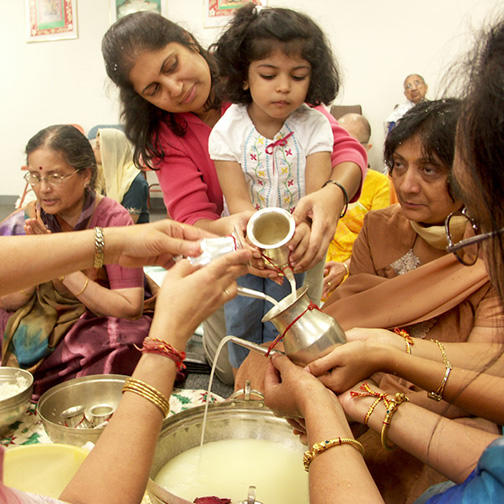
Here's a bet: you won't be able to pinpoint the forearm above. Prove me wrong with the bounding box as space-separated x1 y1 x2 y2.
372 342 504 423
329 161 362 201
303 388 383 504
60 353 177 504
348 390 498 483
0 288 35 310
62 271 143 318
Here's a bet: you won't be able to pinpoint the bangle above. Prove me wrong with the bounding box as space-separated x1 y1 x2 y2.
74 277 89 297
303 437 364 471
122 377 170 418
322 179 349 217
393 327 414 355
428 340 452 401
58 275 65 282
350 382 389 425
94 227 105 269
137 337 187 371
342 262 350 276
381 392 409 450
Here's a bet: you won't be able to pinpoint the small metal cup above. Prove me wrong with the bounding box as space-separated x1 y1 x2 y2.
85 403 115 428
246 208 295 269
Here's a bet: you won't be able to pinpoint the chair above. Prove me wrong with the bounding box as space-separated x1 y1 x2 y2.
330 104 362 120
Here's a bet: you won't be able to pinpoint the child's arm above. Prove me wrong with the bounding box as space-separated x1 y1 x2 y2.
215 160 255 214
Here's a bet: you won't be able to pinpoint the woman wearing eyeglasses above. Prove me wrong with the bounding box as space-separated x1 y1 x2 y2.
0 124 155 398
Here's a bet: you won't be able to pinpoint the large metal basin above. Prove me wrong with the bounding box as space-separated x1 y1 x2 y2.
147 398 305 503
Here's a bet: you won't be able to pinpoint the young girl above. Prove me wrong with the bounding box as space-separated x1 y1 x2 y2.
208 5 343 369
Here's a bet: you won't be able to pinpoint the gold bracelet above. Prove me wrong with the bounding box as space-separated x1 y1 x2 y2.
74 277 89 297
303 437 364 471
94 226 105 269
428 340 452 401
122 377 170 418
364 397 383 425
342 262 350 276
381 392 408 450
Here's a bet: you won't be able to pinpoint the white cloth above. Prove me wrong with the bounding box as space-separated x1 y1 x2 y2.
208 103 333 212
384 102 415 134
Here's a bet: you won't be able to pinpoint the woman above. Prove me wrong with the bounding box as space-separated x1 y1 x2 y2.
0 221 251 504
264 18 504 503
101 10 367 273
238 98 504 502
93 127 150 224
0 125 154 397
101 9 367 381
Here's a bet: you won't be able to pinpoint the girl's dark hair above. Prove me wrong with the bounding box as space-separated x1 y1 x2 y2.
25 125 97 189
384 98 460 176
210 3 340 106
456 19 504 301
101 11 220 169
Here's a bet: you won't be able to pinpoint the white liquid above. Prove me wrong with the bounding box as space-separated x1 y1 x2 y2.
284 267 297 298
155 438 309 503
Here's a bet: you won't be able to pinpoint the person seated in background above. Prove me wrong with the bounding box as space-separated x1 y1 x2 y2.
322 113 396 299
385 73 429 134
0 125 155 398
93 128 150 223
0 221 251 504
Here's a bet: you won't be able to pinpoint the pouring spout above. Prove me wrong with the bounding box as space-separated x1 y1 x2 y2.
227 335 285 357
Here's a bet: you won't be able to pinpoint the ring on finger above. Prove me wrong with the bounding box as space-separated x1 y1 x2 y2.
224 287 231 297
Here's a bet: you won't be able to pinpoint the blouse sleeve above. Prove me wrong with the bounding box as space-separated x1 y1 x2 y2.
155 121 223 225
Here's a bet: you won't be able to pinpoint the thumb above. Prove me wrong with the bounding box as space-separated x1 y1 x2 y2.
307 351 337 377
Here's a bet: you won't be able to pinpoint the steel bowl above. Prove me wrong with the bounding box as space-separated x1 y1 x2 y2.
147 398 307 503
37 374 126 446
0 367 33 432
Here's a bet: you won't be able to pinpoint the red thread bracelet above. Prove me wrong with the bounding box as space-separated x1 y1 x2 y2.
137 337 187 370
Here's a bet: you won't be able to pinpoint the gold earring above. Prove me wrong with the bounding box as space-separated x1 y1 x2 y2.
243 82 249 90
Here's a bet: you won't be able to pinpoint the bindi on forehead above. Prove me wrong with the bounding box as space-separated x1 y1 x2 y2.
39 166 43 170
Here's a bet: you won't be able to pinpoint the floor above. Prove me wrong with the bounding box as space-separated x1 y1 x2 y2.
0 198 234 399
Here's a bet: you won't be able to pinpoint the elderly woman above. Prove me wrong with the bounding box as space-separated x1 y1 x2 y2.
238 98 504 503
0 125 154 397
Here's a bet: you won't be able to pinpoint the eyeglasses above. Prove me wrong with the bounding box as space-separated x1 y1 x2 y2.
445 207 504 266
24 170 78 186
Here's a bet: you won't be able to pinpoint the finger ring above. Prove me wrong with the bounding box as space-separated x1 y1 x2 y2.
327 281 332 287
224 288 231 297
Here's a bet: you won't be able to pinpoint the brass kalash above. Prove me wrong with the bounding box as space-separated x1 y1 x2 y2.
147 208 346 504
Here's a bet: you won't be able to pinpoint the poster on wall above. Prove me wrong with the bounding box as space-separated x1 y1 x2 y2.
26 0 78 42
205 0 267 28
110 0 165 23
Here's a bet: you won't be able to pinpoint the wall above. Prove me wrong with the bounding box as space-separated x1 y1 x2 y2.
1 0 502 197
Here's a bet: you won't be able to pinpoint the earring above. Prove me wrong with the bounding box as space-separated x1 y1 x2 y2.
242 82 249 90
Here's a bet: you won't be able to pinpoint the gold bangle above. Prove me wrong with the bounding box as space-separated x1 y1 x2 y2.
122 377 170 418
94 227 105 269
381 392 408 450
428 340 452 401
304 437 364 471
74 277 89 297
364 397 382 425
342 262 350 276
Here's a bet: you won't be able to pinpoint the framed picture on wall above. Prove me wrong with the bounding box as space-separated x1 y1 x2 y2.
26 0 78 42
205 0 267 28
110 0 166 23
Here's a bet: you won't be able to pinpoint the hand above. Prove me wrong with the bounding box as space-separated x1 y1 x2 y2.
263 354 328 419
291 187 343 272
24 211 51 235
322 261 348 298
308 339 388 393
149 248 251 349
105 220 211 269
338 379 383 424
286 221 311 272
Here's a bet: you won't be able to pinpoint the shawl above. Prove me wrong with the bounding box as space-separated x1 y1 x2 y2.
97 128 140 204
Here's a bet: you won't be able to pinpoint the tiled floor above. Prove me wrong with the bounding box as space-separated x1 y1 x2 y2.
0 199 234 398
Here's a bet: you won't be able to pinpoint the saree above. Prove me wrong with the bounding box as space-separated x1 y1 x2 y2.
0 194 154 398
323 205 504 504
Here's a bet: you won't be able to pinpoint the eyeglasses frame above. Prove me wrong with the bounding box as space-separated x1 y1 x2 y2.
24 170 79 187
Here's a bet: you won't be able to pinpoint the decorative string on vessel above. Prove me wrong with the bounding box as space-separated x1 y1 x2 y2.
266 302 322 357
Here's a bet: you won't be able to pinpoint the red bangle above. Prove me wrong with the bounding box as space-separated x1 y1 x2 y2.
137 337 187 370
